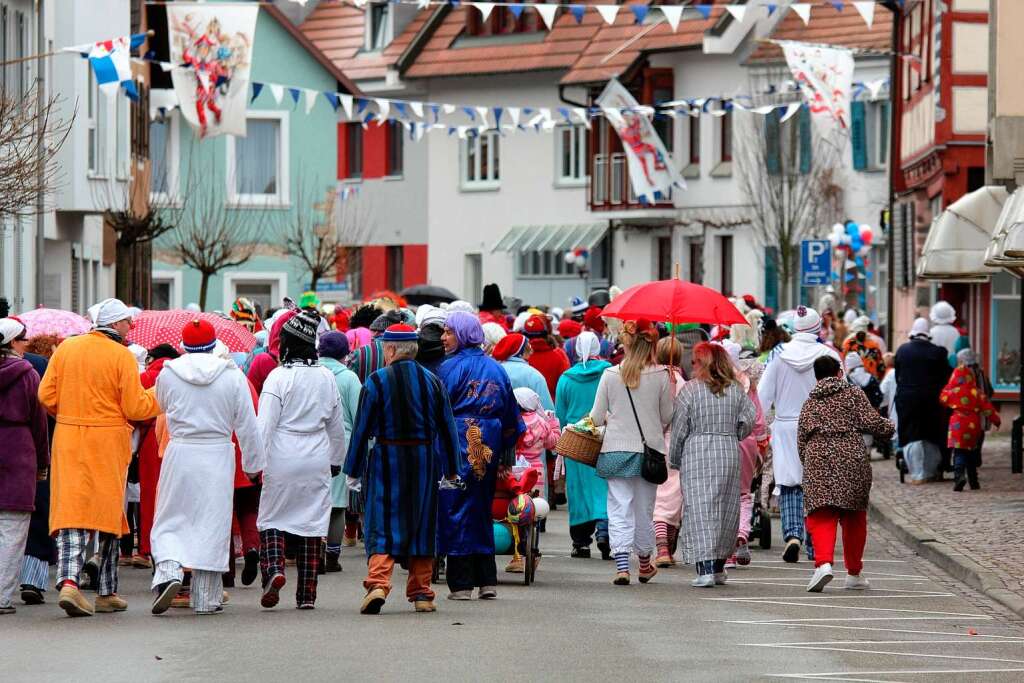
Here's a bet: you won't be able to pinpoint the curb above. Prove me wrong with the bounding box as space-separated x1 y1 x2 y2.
869 499 1024 619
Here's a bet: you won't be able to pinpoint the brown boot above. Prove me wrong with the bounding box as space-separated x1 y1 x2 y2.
414 599 436 613
360 588 387 615
58 585 95 617
94 594 128 613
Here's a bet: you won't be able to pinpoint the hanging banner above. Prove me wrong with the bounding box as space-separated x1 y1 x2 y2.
168 4 258 139
779 40 854 132
595 78 685 203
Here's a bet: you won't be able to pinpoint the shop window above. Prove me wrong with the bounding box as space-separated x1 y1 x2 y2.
991 272 1021 391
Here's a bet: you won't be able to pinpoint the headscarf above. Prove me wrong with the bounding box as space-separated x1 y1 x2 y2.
575 330 602 366
345 327 372 352
956 348 978 367
844 352 873 389
909 317 931 340
415 304 447 329
87 298 133 328
0 317 26 346
446 311 484 350
513 387 542 413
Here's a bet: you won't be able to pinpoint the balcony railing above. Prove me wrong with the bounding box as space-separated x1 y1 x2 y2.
590 152 673 211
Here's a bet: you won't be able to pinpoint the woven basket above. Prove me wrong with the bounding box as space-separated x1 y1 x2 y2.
555 429 602 467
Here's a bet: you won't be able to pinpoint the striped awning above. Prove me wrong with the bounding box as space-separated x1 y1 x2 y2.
491 223 608 253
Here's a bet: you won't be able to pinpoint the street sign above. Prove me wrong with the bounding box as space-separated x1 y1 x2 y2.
801 239 831 287
305 282 349 292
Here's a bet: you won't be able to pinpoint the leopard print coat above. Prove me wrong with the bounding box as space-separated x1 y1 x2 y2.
797 377 895 514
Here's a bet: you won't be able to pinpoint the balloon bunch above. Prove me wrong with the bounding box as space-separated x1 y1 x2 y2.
828 222 874 307
564 247 589 268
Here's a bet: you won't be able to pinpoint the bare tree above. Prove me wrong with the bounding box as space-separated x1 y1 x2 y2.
734 106 845 309
0 87 73 219
333 190 375 299
159 146 278 310
285 176 337 293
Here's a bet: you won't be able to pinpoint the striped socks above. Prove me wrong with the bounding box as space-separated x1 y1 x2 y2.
653 521 669 542
614 552 630 573
638 554 653 574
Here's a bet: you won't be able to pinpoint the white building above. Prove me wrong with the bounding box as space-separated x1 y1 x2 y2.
0 0 131 315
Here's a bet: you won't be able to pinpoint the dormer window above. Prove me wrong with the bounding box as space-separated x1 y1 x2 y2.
367 2 391 51
465 5 549 37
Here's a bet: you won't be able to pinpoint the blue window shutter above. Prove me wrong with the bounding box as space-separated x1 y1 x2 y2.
799 105 812 174
878 101 890 166
851 101 867 171
764 246 779 312
765 110 781 175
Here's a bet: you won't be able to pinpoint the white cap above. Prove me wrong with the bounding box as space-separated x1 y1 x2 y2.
87 298 134 327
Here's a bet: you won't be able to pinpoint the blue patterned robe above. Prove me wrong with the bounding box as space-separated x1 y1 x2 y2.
437 347 524 556
343 359 460 558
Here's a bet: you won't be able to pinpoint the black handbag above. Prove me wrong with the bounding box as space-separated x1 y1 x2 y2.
625 386 668 485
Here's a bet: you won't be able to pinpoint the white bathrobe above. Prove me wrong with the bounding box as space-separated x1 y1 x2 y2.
248 363 347 538
151 354 263 572
757 333 839 487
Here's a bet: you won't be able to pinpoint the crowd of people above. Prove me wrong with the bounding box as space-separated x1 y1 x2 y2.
0 284 1000 616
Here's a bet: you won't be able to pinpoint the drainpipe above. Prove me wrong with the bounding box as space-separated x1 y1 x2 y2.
34 0 45 307
885 0 899 351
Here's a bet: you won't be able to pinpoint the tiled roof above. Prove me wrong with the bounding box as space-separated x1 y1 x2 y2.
402 4 606 79
300 3 433 82
560 1 724 85
264 4 361 94
746 4 894 63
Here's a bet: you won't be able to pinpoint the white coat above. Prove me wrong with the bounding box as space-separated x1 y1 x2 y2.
151 353 263 573
247 363 347 537
757 333 839 487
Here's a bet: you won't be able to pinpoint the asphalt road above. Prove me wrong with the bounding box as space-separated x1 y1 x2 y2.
4 509 1024 682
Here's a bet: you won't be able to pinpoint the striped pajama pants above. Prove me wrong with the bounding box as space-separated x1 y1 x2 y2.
0 512 31 608
152 560 222 613
20 555 49 591
56 529 119 596
778 485 814 560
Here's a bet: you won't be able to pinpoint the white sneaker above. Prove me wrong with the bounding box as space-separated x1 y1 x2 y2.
713 571 728 585
691 574 715 588
806 563 834 593
844 573 870 590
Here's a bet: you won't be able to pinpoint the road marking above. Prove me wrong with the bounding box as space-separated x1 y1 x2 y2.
748 623 1023 639
728 577 930 583
774 670 1024 682
748 559 909 564
723 616 993 624
742 639 1024 646
704 593 954 601
742 565 926 579
750 643 1024 664
712 600 988 617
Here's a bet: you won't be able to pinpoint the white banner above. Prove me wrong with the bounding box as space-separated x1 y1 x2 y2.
779 40 854 132
168 4 258 139
595 79 685 203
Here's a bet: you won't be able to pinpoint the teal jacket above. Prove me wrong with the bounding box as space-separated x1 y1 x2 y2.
555 359 611 526
322 357 363 508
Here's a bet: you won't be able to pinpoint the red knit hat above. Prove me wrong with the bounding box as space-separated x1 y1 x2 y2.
582 306 605 334
181 318 217 353
492 333 527 362
558 319 582 339
522 315 549 338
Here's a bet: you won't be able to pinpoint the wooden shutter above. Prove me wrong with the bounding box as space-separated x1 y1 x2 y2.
764 246 779 311
798 105 812 174
765 111 781 175
851 101 867 171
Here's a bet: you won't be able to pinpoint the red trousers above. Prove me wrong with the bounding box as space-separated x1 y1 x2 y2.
805 507 867 576
364 554 434 602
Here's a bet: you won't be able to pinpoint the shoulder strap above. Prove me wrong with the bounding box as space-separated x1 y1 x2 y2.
624 386 647 446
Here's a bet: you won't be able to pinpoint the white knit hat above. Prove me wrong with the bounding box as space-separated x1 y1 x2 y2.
793 306 822 334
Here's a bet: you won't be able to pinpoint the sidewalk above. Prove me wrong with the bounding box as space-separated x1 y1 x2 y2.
869 433 1024 617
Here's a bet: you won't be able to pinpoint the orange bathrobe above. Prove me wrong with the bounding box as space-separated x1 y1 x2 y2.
38 331 159 536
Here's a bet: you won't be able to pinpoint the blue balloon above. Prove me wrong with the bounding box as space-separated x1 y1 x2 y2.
852 238 863 252
855 256 864 267
845 222 860 237
493 522 513 553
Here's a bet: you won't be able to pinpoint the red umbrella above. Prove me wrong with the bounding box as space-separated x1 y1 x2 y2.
127 310 257 353
602 280 748 326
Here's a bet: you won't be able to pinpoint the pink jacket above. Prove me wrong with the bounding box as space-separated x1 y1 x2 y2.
516 410 560 467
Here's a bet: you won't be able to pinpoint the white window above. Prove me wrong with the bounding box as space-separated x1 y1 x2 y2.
226 112 290 206
367 2 391 51
150 112 180 201
87 68 107 177
555 124 587 186
461 130 500 190
222 271 289 314
866 99 890 170
151 270 183 310
115 96 131 180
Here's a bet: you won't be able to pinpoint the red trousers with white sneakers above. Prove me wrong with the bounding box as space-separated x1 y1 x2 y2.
804 507 867 576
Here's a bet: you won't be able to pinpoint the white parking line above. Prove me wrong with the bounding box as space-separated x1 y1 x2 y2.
751 643 1024 665
704 593 954 601
723 616 993 624
743 639 1024 646
714 600 988 616
752 623 1022 639
774 667 1024 680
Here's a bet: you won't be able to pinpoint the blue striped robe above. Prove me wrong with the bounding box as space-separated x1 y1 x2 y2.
343 359 460 558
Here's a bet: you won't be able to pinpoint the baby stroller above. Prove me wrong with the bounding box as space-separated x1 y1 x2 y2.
748 468 772 550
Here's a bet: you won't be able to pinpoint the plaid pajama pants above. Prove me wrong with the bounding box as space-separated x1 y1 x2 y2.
778 485 814 560
259 529 319 606
56 529 119 596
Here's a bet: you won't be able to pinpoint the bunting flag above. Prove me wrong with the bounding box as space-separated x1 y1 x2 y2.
791 3 812 25
595 4 619 25
168 4 258 138
853 1 875 29
779 39 855 131
68 33 148 101
596 78 686 203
